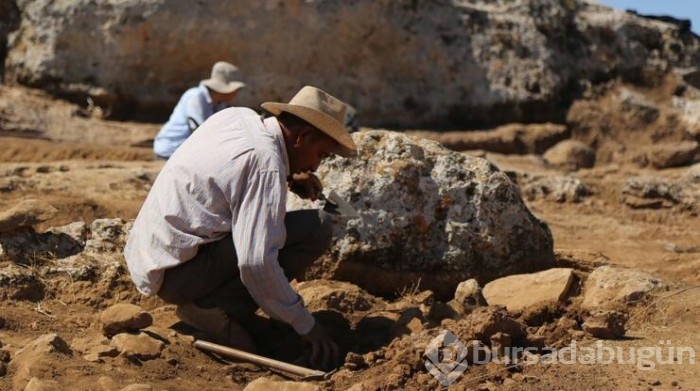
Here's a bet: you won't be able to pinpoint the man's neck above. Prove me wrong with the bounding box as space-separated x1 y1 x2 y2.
209 91 223 105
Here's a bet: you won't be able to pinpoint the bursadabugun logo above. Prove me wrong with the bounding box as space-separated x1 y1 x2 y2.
424 329 696 386
423 330 469 386
539 340 696 370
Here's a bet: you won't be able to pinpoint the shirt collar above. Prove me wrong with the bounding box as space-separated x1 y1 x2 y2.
198 83 213 105
263 116 290 177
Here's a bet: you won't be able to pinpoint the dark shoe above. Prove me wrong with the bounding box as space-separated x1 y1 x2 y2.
175 303 257 352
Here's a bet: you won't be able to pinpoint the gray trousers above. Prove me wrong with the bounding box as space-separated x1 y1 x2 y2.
157 209 333 319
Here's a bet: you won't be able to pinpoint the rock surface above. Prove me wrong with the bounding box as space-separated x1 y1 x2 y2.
581 266 666 311
482 268 576 312
3 0 699 127
100 303 153 337
291 130 555 298
582 310 628 339
452 278 486 312
543 140 596 171
0 199 57 233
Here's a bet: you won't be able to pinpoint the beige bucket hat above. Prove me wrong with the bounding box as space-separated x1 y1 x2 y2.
261 86 358 157
201 61 246 94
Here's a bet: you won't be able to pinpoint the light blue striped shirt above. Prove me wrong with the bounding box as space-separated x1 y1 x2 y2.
125 108 315 335
153 83 227 158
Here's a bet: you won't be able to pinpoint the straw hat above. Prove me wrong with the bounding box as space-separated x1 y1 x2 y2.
201 61 246 94
261 86 358 157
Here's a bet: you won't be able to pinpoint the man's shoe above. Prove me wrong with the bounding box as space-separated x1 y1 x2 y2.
175 303 256 352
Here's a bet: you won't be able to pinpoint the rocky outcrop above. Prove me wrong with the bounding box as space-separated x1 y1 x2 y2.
0 0 20 80
2 0 699 126
290 130 554 298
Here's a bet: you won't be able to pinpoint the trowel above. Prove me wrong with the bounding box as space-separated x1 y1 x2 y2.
683 69 700 89
319 189 359 218
289 180 359 217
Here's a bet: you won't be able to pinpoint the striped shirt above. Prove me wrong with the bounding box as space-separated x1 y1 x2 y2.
124 107 315 334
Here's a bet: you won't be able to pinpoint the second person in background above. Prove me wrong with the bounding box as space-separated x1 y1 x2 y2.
153 61 246 159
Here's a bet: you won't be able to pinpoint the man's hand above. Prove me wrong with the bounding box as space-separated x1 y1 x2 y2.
301 321 340 371
288 172 323 200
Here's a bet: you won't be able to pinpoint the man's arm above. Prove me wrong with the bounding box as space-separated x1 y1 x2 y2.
233 164 340 370
184 90 209 132
232 169 316 335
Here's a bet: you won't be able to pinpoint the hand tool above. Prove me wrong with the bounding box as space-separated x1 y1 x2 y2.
194 340 331 380
319 189 359 218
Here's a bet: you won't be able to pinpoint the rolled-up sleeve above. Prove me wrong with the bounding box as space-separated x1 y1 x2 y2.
233 169 315 335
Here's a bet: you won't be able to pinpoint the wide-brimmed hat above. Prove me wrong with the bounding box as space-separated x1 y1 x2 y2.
201 61 246 94
261 86 358 157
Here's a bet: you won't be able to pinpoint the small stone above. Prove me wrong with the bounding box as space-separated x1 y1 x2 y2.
582 310 628 339
101 304 153 337
557 316 578 330
483 268 575 312
344 352 366 370
163 351 180 366
111 332 164 361
453 279 486 311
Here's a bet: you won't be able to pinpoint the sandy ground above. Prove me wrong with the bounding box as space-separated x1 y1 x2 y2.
0 84 698 390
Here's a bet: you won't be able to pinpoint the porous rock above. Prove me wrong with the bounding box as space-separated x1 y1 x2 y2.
290 130 554 298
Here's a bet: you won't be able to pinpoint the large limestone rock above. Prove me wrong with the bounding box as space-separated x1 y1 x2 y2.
3 0 699 127
291 130 554 298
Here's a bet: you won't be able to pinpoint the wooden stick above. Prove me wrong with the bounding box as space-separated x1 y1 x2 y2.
193 340 327 379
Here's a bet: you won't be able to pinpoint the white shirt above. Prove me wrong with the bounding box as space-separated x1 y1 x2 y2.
153 83 228 158
124 107 315 334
